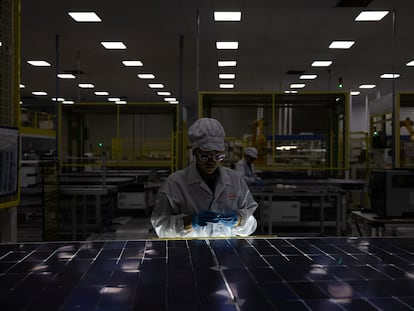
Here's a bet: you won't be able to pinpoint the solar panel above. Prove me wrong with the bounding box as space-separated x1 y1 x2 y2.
1 237 414 310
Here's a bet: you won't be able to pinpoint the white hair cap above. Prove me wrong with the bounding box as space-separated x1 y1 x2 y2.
188 118 225 151
244 147 258 158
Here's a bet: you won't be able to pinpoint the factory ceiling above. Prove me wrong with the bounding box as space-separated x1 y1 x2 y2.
20 0 414 116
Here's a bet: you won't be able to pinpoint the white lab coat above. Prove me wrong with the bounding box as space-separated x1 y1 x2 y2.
235 158 256 185
150 164 258 238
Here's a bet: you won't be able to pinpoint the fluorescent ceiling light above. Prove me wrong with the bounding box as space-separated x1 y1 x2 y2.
148 84 164 88
219 84 234 89
329 41 355 49
380 73 400 79
164 97 177 102
78 83 94 88
32 91 47 95
216 41 239 49
27 60 51 66
115 101 127 105
300 74 317 80
355 11 389 21
214 12 241 21
20 84 25 88
95 91 109 95
284 90 298 94
122 60 143 66
57 73 76 79
169 101 179 104
101 41 127 49
311 61 332 67
0 42 2 46
406 60 414 66
218 61 237 67
68 12 101 22
63 100 74 104
290 83 305 88
359 84 376 89
52 97 65 102
108 97 121 101
351 91 360 96
219 74 235 79
137 74 155 79
157 91 171 96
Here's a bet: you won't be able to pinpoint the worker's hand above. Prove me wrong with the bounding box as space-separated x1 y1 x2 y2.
217 211 239 228
192 210 219 228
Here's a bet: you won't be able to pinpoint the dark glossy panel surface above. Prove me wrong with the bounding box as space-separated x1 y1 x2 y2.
1 237 414 310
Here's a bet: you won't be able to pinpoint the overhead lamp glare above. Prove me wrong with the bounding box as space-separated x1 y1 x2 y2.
359 84 376 89
214 12 241 21
355 11 389 21
137 74 155 79
311 61 332 67
148 84 164 89
329 41 355 49
68 12 101 22
290 83 305 89
216 41 239 50
219 84 234 89
78 83 94 88
219 74 235 79
122 60 143 67
101 41 127 49
299 74 317 80
380 73 400 79
27 60 51 67
218 61 237 67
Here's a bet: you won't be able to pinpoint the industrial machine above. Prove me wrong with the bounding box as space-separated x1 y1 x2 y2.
369 169 414 218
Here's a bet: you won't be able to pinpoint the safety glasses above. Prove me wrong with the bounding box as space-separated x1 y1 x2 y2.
197 152 225 162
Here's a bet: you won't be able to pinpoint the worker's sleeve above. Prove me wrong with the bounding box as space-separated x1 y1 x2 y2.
231 182 258 236
150 192 190 238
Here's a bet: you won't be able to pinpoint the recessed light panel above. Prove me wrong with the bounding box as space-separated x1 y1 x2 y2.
20 84 25 88
157 92 171 96
57 73 76 79
68 12 101 22
355 11 389 21
406 60 414 66
95 91 109 95
78 83 94 88
359 84 376 89
216 41 239 49
164 97 177 102
300 74 317 80
148 84 164 88
101 42 127 49
219 84 234 89
218 61 237 67
329 41 355 49
311 61 332 67
380 73 400 79
290 83 305 88
27 60 51 66
219 74 235 79
115 101 127 105
137 74 155 79
63 101 74 104
122 60 143 67
108 97 121 101
32 91 47 95
214 12 241 21
351 91 360 95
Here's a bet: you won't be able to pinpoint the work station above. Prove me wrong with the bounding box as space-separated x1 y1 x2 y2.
1 0 414 309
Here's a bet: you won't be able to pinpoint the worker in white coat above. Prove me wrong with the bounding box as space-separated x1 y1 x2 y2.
235 147 261 185
150 118 258 238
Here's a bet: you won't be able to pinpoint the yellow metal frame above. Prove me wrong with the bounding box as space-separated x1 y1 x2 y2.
58 101 180 171
198 91 349 174
0 0 21 209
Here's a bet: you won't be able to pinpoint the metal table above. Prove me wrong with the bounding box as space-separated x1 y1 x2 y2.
252 185 345 236
352 210 414 236
60 185 117 240
1 237 414 310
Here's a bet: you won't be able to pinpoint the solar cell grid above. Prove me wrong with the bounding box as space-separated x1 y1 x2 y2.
0 237 414 310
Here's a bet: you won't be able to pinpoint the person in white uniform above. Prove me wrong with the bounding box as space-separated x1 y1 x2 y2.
235 147 261 185
150 118 258 238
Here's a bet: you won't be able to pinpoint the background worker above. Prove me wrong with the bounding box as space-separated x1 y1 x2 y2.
235 147 262 186
150 118 258 238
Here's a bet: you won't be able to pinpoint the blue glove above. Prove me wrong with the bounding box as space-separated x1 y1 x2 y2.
217 211 239 228
192 210 219 228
